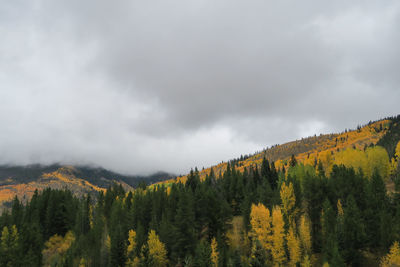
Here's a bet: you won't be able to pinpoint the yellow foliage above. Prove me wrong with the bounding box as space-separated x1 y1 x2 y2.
1 225 19 255
126 229 137 266
280 182 296 226
318 150 333 173
150 120 390 193
211 237 219 267
287 227 301 267
396 141 400 160
42 231 75 267
390 158 398 177
365 146 390 179
333 146 390 179
322 263 330 267
301 255 311 267
299 215 312 256
381 241 400 267
249 203 272 252
334 148 368 174
79 258 87 267
337 199 344 217
105 234 111 251
227 216 244 250
147 230 168 267
271 206 286 266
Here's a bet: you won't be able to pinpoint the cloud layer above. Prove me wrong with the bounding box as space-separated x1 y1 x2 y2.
1 1 399 174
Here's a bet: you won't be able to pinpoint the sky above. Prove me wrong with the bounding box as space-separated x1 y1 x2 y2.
0 1 399 175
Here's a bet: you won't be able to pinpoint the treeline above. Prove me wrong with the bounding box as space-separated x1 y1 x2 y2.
0 155 400 266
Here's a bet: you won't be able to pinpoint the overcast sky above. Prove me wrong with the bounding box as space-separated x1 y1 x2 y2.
0 1 399 175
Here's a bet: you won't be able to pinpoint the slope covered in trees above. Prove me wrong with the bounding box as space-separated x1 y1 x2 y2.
159 117 395 186
1 116 400 266
1 154 400 266
0 165 174 210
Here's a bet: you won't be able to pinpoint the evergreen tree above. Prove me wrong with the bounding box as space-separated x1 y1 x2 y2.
342 195 365 265
193 240 212 267
0 225 21 267
173 189 196 260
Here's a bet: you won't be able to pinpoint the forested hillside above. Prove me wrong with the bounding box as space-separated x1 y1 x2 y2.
163 117 395 185
1 116 400 266
0 165 173 209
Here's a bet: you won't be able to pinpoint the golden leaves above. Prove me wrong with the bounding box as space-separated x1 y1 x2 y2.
249 203 272 252
381 241 400 267
148 230 168 267
211 237 219 267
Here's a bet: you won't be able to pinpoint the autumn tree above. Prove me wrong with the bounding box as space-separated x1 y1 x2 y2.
147 230 168 267
126 229 139 267
280 181 296 226
249 202 272 260
211 237 219 267
42 231 75 267
381 241 400 267
299 215 312 264
287 226 301 267
271 206 286 266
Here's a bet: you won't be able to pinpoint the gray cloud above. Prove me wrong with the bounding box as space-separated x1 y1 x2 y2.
0 0 399 174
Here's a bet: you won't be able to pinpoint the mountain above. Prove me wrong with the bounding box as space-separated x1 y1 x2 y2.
157 115 400 185
0 164 174 208
1 115 400 266
2 115 399 207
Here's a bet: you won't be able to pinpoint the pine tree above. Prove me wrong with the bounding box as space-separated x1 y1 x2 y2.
342 195 365 265
0 225 21 267
289 155 297 167
193 240 212 267
173 190 196 259
250 240 267 267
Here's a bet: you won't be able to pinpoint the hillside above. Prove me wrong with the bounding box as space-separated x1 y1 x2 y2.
1 115 400 266
160 116 398 185
0 164 174 207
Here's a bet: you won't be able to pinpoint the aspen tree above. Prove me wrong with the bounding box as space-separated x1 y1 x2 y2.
280 182 296 226
211 237 219 267
249 203 272 252
147 230 168 267
287 226 301 267
271 206 286 266
381 241 400 267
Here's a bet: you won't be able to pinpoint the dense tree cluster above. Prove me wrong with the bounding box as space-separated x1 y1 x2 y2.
1 146 400 266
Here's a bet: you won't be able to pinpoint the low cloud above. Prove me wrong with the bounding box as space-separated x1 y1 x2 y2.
0 0 399 174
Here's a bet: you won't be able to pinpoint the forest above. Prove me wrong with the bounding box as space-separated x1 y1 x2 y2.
0 141 400 267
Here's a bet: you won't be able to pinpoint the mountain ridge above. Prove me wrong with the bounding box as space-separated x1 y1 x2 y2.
156 115 399 186
0 164 175 207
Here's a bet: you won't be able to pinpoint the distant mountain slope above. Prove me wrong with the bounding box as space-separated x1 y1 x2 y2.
158 116 398 185
0 164 174 206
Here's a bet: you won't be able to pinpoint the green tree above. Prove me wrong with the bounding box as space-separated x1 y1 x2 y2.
0 225 21 267
193 240 212 267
